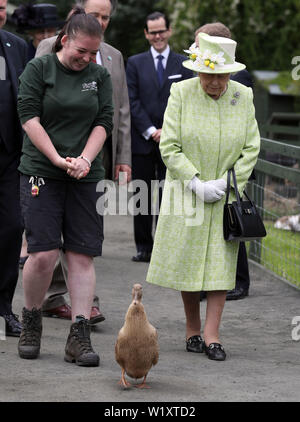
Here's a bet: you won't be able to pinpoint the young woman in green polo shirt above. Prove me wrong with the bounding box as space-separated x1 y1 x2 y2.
17 8 113 367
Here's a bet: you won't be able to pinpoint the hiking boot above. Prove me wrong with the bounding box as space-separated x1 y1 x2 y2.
64 316 100 367
18 307 42 359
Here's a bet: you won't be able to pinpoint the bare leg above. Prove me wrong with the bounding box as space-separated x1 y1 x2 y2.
65 251 95 322
181 291 201 339
203 290 227 345
20 235 28 258
22 249 60 309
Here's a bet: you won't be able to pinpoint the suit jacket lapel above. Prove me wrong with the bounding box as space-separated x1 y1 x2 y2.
99 43 113 74
153 49 178 88
0 31 18 99
147 50 160 89
162 50 176 87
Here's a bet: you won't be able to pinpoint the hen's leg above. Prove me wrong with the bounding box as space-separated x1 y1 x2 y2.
135 374 151 389
118 368 131 388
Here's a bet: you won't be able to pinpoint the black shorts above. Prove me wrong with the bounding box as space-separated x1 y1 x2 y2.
20 175 104 256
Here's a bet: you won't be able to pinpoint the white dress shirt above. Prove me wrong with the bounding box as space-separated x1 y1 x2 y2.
142 45 170 141
96 51 102 65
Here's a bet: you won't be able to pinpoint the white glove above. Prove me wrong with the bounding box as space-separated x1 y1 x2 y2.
204 178 227 192
188 176 226 203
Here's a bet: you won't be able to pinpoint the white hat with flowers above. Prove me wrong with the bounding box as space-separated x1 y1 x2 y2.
183 32 246 74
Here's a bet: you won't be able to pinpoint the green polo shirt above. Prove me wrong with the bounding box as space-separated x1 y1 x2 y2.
18 53 113 181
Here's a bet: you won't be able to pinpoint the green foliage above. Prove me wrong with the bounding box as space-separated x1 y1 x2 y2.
6 0 300 71
105 0 162 61
157 0 300 71
8 0 73 19
7 0 164 60
258 71 300 96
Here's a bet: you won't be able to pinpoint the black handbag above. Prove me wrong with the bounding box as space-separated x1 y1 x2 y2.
223 168 267 241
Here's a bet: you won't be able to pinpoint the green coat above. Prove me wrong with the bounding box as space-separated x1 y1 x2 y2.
146 77 260 292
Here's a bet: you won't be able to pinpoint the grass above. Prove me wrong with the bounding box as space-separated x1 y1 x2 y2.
248 221 300 288
259 70 300 96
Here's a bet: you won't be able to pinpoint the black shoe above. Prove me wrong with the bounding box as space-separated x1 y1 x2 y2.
2 313 22 337
19 256 29 269
199 291 207 302
186 335 204 353
132 251 151 263
204 342 226 361
226 287 249 301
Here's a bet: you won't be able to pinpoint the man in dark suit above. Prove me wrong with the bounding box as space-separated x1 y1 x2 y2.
126 11 194 262
0 0 28 335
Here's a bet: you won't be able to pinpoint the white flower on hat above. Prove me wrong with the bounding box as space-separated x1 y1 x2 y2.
184 43 226 70
211 52 226 66
183 43 202 62
183 33 246 74
183 42 197 55
202 50 225 70
202 49 212 60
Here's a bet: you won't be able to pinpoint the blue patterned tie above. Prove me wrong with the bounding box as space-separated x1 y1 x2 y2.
156 55 164 86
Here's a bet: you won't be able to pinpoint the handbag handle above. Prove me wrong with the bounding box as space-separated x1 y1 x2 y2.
225 168 255 211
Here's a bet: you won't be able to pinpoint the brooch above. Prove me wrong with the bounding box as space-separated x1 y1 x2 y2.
231 91 240 105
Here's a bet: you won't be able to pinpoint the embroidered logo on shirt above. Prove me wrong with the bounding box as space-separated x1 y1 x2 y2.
81 81 98 92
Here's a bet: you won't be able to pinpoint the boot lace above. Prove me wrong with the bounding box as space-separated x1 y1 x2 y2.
21 310 41 344
74 320 94 354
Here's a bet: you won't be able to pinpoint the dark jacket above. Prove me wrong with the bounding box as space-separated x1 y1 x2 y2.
126 49 194 155
0 30 28 153
231 69 253 88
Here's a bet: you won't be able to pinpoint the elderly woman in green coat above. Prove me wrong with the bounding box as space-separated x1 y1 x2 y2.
146 33 260 361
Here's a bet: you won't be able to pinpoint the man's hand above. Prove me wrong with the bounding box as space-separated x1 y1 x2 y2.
151 129 162 143
115 164 132 184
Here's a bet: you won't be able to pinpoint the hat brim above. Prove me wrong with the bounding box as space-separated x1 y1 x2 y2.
17 20 64 32
182 59 246 74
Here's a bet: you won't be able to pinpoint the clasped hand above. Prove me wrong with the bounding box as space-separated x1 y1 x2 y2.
189 177 227 203
65 157 90 180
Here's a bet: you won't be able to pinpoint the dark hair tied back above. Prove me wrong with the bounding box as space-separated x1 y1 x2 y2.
53 6 102 53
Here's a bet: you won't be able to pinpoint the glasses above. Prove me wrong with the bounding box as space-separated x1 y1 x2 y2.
147 29 168 36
